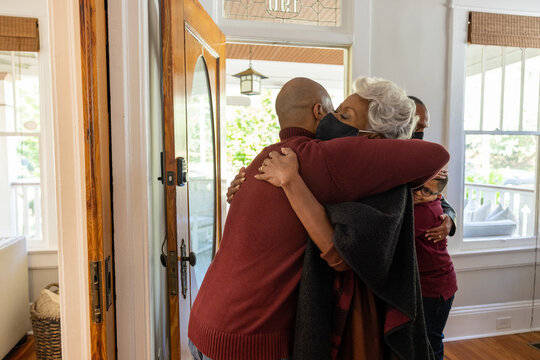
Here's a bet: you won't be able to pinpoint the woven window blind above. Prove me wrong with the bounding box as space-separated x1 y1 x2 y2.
468 12 540 49
0 16 39 52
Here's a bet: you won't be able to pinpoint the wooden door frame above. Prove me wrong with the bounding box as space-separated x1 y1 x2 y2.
79 0 116 358
51 0 155 358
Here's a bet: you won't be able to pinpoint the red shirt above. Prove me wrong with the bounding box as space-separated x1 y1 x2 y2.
414 199 458 300
188 127 450 360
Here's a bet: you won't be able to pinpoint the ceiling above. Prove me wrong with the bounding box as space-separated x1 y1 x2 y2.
226 43 345 66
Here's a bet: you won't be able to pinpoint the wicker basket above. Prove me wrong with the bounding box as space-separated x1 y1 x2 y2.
31 283 61 360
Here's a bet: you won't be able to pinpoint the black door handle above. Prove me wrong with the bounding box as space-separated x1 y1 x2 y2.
180 251 197 267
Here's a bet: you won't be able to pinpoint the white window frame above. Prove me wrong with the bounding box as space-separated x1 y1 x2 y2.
447 1 540 253
215 0 355 47
0 8 58 251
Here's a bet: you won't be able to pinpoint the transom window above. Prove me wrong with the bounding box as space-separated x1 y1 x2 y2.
223 0 341 27
463 44 540 242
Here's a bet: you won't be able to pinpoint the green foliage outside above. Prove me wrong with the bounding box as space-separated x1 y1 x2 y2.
14 76 41 179
226 89 281 170
16 136 40 179
465 134 536 186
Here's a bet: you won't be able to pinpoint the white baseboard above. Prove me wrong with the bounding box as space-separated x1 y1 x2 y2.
445 300 538 341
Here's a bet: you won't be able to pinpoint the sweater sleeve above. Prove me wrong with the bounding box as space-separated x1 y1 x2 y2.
441 196 457 236
317 137 450 200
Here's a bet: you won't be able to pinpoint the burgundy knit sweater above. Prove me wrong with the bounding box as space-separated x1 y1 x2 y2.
414 199 458 300
188 127 449 360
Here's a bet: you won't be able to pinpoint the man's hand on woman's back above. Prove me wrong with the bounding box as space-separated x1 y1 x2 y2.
226 167 246 204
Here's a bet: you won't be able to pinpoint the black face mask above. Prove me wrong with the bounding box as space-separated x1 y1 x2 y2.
316 113 359 141
411 131 424 140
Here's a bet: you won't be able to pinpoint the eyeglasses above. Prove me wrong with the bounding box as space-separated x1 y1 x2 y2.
415 186 441 197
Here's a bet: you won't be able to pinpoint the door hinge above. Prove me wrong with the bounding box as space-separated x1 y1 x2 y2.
90 260 103 323
168 248 178 296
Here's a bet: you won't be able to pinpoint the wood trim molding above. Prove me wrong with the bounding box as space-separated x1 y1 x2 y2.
79 0 115 358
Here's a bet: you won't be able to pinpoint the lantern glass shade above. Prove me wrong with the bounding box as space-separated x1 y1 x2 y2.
240 75 253 94
234 67 268 95
253 77 261 93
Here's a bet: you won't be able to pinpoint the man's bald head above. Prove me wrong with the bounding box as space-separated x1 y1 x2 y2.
275 77 333 133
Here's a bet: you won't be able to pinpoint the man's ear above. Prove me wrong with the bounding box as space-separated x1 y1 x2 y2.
313 103 324 121
436 194 443 199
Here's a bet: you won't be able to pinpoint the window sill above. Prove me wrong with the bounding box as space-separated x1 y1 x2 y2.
27 249 58 270
450 245 537 273
27 248 58 255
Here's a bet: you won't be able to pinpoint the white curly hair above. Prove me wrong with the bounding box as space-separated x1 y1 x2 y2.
354 77 418 139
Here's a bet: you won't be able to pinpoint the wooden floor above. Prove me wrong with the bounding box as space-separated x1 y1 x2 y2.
3 332 540 359
445 332 540 360
3 335 36 360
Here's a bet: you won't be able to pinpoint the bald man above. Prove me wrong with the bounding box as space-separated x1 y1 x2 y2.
187 78 449 360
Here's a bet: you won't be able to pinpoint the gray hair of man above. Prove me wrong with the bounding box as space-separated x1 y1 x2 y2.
354 77 419 139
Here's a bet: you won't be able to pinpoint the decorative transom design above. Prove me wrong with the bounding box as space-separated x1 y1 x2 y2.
224 0 341 27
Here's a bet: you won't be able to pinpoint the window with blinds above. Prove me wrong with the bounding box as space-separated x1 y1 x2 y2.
0 16 48 248
462 12 540 242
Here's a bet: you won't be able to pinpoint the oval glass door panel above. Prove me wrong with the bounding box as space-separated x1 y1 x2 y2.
187 56 216 295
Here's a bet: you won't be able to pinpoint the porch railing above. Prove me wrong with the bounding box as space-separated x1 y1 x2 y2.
10 180 41 240
464 182 535 237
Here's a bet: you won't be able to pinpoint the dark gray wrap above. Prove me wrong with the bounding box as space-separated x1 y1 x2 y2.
292 185 434 360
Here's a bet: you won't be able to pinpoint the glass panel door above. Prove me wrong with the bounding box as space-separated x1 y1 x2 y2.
187 56 216 295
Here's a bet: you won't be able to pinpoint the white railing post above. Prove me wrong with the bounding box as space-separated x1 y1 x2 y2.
22 185 28 237
34 184 41 239
10 180 41 241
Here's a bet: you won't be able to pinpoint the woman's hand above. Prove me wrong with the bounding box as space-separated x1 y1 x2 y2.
255 147 300 188
226 167 246 204
425 214 452 242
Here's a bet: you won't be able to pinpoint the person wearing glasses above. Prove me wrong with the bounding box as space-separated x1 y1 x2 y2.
412 176 458 360
408 96 457 243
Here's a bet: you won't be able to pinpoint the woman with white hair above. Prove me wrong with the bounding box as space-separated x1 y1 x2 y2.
227 76 435 359
315 76 418 141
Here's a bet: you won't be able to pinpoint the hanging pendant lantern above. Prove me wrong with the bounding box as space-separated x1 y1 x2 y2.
233 47 268 96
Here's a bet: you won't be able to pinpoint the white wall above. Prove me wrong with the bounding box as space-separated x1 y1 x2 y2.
369 0 448 147
27 250 59 302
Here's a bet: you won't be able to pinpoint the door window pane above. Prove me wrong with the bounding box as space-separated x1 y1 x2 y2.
187 57 216 291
